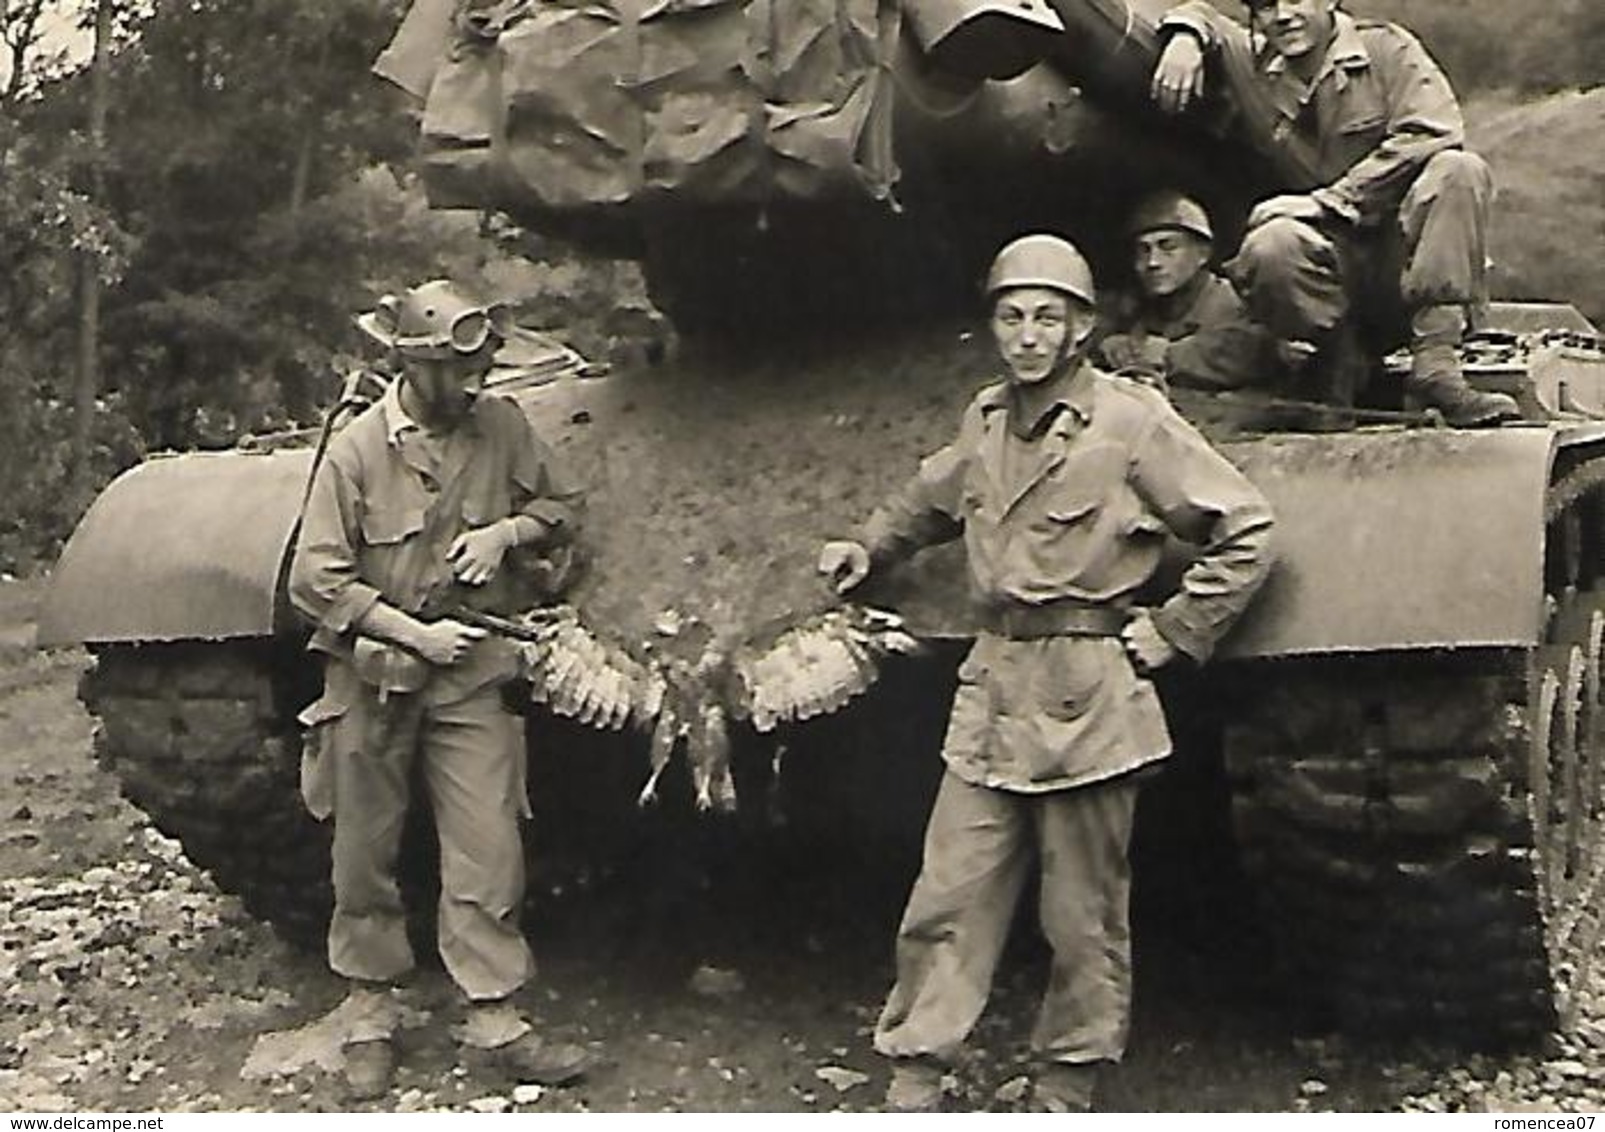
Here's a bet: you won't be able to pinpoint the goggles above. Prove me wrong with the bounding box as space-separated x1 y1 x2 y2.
1244 0 1323 13
357 283 507 360
392 308 494 358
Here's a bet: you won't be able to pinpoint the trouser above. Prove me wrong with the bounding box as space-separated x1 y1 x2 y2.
1227 150 1494 352
314 677 535 1003
873 770 1140 1066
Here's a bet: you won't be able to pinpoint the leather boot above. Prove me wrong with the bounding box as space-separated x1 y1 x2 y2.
339 983 399 1101
342 1038 396 1101
457 1001 598 1087
490 1032 598 1086
1029 1062 1100 1113
1404 306 1518 427
883 1057 945 1112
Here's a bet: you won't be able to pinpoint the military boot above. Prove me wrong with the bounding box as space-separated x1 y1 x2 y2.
1404 306 1519 427
339 983 400 1102
490 1032 598 1086
342 1038 396 1102
456 1001 598 1087
883 1057 945 1112
1028 1062 1100 1113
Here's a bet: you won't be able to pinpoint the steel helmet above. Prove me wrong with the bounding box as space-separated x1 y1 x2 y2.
356 279 501 360
984 234 1095 307
1128 191 1214 243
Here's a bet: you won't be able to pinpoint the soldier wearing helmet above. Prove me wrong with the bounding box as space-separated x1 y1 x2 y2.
816 235 1275 1112
1096 191 1280 392
1145 0 1518 426
289 280 592 1099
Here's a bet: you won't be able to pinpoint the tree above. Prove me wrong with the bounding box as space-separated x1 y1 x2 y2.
3 0 416 450
0 0 52 106
70 0 111 496
0 0 604 566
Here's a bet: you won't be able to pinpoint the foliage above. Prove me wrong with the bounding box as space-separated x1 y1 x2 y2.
1203 0 1605 94
1348 0 1603 96
0 121 139 571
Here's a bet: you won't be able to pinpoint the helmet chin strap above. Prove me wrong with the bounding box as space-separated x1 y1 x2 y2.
1055 326 1096 378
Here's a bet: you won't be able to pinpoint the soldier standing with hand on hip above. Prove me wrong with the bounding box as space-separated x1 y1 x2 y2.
819 235 1275 1112
290 279 593 1100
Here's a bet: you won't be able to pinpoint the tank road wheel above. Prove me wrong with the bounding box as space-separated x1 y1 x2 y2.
1223 454 1605 1045
1530 454 1605 1029
82 641 334 944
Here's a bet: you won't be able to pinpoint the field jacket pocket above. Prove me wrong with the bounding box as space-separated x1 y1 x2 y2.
1035 637 1106 723
296 691 352 821
360 504 427 546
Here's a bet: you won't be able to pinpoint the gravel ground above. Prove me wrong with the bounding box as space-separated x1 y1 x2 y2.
2 577 1603 1114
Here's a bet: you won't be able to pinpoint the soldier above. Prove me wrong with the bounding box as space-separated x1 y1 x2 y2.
1148 0 1518 426
817 235 1274 1112
1096 190 1281 391
290 280 592 1100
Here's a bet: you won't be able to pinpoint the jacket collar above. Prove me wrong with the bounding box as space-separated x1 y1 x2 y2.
977 361 1097 434
381 380 420 447
1134 271 1222 335
977 364 1097 516
381 378 484 446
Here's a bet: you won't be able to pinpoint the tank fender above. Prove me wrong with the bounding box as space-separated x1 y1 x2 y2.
38 449 317 647
1218 426 1574 660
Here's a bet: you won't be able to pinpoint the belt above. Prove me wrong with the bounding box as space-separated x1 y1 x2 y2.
988 603 1129 641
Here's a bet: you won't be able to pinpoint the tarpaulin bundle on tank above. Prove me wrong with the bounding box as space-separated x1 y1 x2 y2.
376 0 902 222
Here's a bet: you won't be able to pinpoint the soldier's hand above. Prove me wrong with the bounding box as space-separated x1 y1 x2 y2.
414 619 489 667
817 540 872 595
1128 337 1171 372
448 521 516 586
1099 333 1139 370
1247 194 1325 230
1151 32 1206 113
1122 610 1179 675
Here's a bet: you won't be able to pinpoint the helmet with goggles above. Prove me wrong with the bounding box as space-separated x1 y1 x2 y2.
356 280 503 360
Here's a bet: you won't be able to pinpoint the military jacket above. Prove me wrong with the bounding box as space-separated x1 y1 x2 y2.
291 382 580 703
1098 272 1279 390
860 365 1274 792
1160 5 1467 226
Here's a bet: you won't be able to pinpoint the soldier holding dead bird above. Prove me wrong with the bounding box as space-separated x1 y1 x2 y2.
819 234 1274 1112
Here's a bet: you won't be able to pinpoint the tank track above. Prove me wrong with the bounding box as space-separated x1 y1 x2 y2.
82 641 334 944
1223 453 1605 1044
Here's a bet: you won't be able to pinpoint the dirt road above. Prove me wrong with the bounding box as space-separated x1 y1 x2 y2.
0 577 1597 1113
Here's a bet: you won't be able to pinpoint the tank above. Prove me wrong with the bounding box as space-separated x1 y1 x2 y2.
38 0 1605 1046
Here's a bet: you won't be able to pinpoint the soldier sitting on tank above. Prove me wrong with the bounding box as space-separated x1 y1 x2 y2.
1095 190 1282 392
1144 0 1518 427
817 235 1274 1112
289 280 593 1101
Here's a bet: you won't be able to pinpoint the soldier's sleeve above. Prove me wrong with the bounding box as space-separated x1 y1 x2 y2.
508 410 584 545
857 438 967 570
1156 1 1246 54
1155 3 1324 187
1164 291 1281 390
289 455 384 636
1312 28 1464 224
1128 404 1275 661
